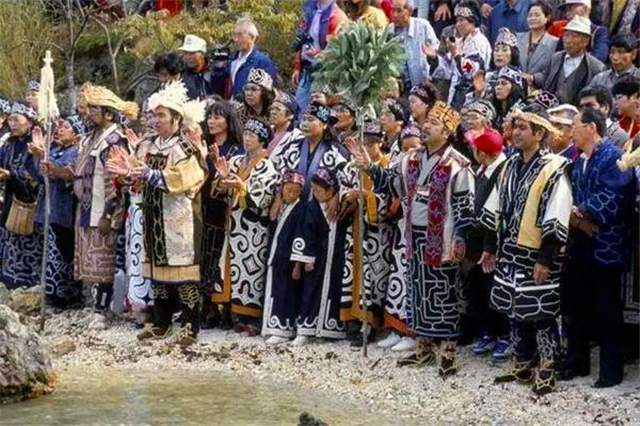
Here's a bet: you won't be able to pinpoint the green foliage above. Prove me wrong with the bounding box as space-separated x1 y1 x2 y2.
0 0 56 98
313 21 405 111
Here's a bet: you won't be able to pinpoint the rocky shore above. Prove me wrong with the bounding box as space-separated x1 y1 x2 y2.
27 308 638 425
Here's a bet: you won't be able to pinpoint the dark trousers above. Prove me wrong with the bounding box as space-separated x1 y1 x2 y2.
512 318 559 364
466 264 509 339
564 261 624 383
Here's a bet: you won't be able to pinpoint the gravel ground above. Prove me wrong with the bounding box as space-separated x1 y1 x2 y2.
32 309 640 425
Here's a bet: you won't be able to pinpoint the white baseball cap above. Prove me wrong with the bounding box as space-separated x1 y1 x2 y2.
178 34 207 53
563 0 591 8
565 15 592 36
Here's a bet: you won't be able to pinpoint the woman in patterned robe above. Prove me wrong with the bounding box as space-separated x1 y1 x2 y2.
215 118 279 336
0 102 42 290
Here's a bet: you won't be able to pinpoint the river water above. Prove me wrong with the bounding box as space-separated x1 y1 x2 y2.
0 368 391 425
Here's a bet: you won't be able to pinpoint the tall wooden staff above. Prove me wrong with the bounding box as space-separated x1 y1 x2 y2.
313 22 405 357
38 51 60 332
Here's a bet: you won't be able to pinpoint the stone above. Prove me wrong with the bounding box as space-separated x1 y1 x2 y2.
0 283 9 305
0 305 56 403
9 287 42 315
50 338 77 357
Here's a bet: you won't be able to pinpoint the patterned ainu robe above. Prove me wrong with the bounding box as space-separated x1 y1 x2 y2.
370 145 475 338
350 156 394 327
480 150 572 322
74 124 128 284
261 199 305 337
291 198 349 339
135 133 206 285
219 154 279 319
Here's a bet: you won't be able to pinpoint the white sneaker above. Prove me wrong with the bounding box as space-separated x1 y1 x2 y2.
89 313 107 330
265 336 289 345
377 332 401 348
290 335 309 347
391 336 416 352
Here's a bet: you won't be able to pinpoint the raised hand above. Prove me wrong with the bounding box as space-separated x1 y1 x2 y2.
477 251 496 274
126 128 141 149
344 137 371 170
215 155 230 179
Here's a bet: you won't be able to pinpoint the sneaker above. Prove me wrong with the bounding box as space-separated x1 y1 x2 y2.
265 336 289 345
492 338 513 363
391 336 416 352
472 334 496 355
88 312 107 330
377 332 401 348
291 335 309 347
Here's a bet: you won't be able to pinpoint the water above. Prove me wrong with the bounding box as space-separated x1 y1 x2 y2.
0 368 391 425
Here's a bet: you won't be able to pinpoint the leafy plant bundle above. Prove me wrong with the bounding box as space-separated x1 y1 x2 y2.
313 21 405 111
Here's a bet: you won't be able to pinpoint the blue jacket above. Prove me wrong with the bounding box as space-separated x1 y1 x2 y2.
229 49 278 98
30 144 79 229
569 140 636 268
487 0 530 46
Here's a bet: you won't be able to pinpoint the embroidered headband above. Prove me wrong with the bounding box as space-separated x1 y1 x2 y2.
10 101 37 121
64 114 87 136
401 124 422 139
282 169 305 187
363 119 384 138
511 108 561 137
305 102 331 124
0 97 10 115
548 104 579 126
454 5 474 19
528 90 560 110
246 68 273 92
27 79 41 93
244 118 272 146
462 99 496 123
428 101 461 133
274 90 297 115
497 66 527 93
409 85 434 105
312 167 338 191
495 28 517 48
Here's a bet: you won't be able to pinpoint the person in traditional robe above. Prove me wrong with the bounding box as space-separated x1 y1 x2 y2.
346 120 393 348
107 81 207 345
29 115 84 309
562 108 636 388
262 170 306 344
270 102 358 339
407 81 440 129
464 128 510 362
203 101 245 329
215 117 279 336
0 97 11 145
290 168 348 345
376 124 422 352
74 85 137 330
350 101 475 377
25 80 40 113
268 91 302 161
235 68 274 125
0 102 42 290
480 104 572 396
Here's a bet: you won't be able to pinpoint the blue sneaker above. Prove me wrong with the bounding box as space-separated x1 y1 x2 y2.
492 338 513 363
472 334 496 355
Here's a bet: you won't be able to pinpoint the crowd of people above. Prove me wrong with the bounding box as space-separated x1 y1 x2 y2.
0 0 639 398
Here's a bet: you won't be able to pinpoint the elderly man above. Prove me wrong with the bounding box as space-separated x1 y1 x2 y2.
388 0 439 90
548 0 610 63
228 17 278 99
563 108 635 388
590 33 640 89
535 16 605 106
178 34 214 100
481 104 572 395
